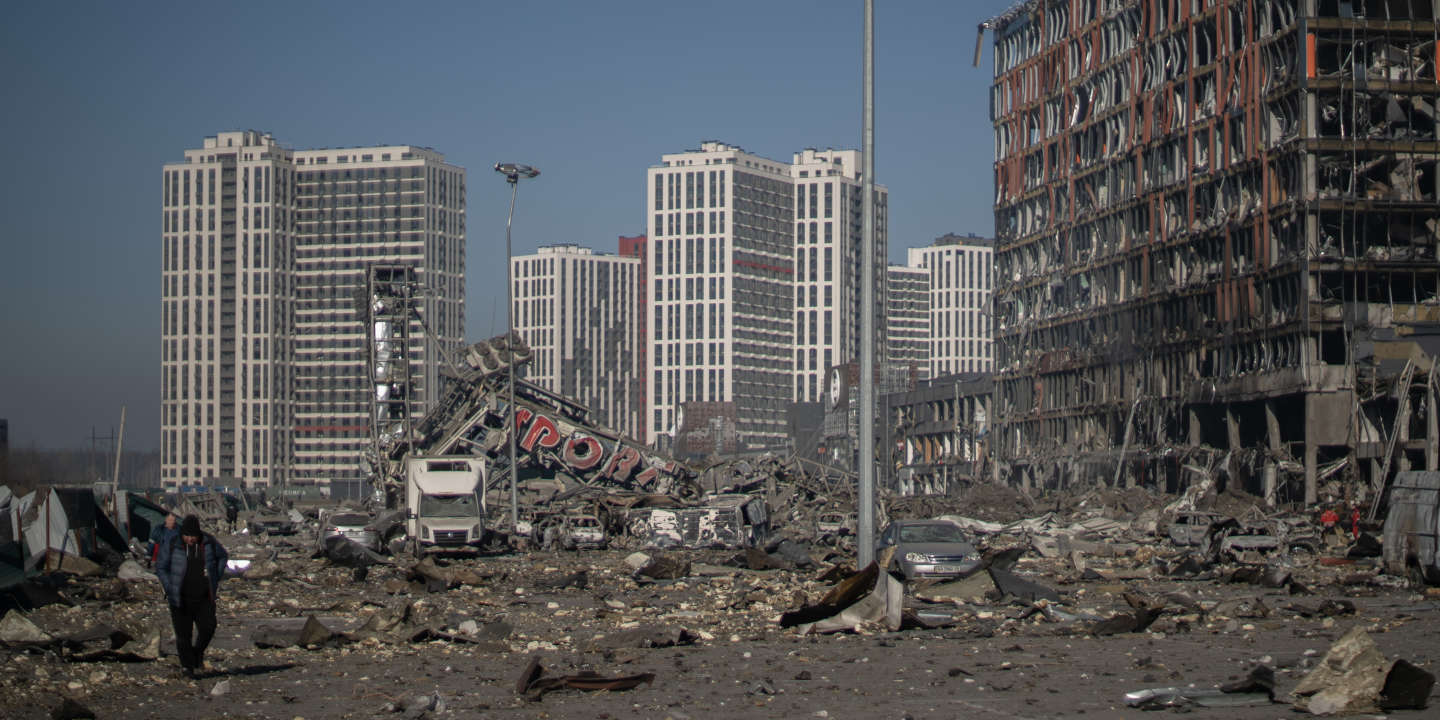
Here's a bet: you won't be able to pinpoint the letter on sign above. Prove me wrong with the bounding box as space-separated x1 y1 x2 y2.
520 414 560 452
562 435 604 471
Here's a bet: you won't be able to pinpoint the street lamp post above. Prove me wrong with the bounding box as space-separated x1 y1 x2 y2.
494 162 540 534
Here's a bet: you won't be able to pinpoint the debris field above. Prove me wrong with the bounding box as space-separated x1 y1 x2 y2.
2 483 1437 719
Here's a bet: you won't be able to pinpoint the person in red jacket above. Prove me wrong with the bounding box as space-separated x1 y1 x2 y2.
1320 508 1339 529
1351 507 1362 539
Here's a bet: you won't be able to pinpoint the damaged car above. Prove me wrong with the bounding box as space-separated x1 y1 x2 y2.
878 519 981 581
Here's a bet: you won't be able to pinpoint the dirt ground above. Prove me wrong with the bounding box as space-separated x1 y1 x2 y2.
4 527 1438 720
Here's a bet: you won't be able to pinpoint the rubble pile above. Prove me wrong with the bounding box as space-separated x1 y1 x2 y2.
3 476 1438 717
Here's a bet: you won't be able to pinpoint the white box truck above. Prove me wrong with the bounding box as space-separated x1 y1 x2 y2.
405 456 486 555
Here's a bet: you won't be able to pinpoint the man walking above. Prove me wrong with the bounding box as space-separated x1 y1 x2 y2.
149 512 179 566
156 515 228 678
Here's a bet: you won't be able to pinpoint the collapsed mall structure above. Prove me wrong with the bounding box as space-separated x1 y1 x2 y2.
985 0 1440 505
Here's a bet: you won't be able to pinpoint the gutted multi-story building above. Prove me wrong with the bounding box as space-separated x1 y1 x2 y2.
162 132 465 493
511 244 644 439
790 148 889 404
987 1 1440 504
886 264 931 378
645 142 795 449
908 234 995 377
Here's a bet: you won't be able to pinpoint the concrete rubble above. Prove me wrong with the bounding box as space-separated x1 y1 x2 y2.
0 476 1435 717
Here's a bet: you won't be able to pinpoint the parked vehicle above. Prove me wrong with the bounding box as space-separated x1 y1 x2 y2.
561 514 607 550
877 519 981 581
405 456 486 555
816 512 855 537
248 511 298 536
319 511 380 552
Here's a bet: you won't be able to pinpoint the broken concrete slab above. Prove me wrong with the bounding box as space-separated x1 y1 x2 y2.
0 609 53 645
1291 625 1434 714
252 615 342 649
43 551 102 578
635 555 690 580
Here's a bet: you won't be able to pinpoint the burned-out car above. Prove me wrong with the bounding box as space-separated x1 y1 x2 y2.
816 512 856 537
318 511 380 552
1167 511 1317 557
248 511 298 536
561 514 607 550
878 519 982 581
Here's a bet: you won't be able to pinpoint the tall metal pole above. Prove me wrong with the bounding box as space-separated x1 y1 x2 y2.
505 180 519 533
495 162 540 535
857 0 877 568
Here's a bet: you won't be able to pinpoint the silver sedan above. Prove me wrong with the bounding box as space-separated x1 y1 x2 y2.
877 520 981 581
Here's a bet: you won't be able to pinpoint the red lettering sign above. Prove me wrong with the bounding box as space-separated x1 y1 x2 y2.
602 446 642 481
562 435 604 471
513 407 533 432
520 414 560 452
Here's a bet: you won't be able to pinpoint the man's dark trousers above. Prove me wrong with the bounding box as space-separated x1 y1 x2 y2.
170 599 217 670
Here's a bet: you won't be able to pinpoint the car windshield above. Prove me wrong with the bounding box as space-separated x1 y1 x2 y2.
419 493 481 518
570 517 598 528
330 514 369 527
898 524 965 544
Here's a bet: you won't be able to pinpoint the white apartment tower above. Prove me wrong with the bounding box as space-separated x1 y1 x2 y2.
289 146 465 492
162 131 296 488
907 233 994 377
789 148 888 404
645 142 794 449
512 244 643 440
886 264 930 378
162 132 465 493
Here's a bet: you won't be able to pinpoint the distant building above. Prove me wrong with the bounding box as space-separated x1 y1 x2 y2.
907 233 994 377
789 148 888 405
645 142 795 450
884 374 992 496
289 144 465 493
617 234 648 438
161 131 464 492
512 244 644 440
886 264 930 379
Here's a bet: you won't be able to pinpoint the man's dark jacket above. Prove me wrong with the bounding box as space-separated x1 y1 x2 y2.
155 533 228 606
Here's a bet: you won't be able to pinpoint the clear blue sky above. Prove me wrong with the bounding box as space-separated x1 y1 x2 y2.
0 0 1020 452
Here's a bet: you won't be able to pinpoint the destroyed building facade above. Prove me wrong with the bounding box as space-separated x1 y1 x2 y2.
988 1 1440 502
886 374 994 496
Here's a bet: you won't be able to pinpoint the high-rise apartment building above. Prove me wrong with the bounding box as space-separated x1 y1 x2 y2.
790 149 889 404
162 131 296 489
289 145 465 492
617 234 648 438
908 234 994 377
512 244 644 440
161 131 464 492
886 264 930 377
645 142 794 449
987 1 1440 501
